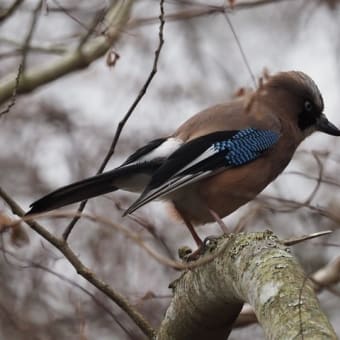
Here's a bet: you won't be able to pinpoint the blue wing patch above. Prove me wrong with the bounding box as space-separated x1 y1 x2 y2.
213 128 279 166
124 128 280 215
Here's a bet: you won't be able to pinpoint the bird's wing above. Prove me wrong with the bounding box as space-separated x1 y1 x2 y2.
124 128 280 215
27 137 183 214
121 137 182 166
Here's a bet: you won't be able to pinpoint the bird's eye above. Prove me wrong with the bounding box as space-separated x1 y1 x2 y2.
304 101 313 112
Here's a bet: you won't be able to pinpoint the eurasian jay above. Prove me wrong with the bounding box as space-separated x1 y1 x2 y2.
27 71 340 246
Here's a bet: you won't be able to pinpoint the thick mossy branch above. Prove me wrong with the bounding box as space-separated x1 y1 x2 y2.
0 0 133 105
157 231 336 340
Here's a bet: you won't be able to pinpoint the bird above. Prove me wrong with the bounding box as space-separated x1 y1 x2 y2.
27 71 340 247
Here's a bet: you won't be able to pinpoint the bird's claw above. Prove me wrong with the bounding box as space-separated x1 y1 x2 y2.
181 235 220 262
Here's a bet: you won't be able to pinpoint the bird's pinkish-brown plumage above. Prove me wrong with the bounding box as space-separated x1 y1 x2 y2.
169 78 303 224
27 71 340 246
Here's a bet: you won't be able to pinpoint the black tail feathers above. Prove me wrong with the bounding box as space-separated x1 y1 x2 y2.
26 171 119 215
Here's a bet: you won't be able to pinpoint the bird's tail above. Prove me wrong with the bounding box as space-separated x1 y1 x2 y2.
27 171 120 215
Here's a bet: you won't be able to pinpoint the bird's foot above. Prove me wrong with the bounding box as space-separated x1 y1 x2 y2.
179 235 220 262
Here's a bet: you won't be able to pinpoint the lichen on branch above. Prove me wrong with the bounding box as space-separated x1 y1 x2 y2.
157 231 337 340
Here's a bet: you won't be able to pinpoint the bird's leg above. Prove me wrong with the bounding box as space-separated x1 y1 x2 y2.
172 202 209 262
208 208 229 234
174 205 203 247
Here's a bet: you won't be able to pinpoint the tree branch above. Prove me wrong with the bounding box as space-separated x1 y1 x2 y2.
0 245 134 338
157 231 337 339
0 186 155 339
0 0 24 23
0 0 133 105
312 256 340 291
128 0 291 28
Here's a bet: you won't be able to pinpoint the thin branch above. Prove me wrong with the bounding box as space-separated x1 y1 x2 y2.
29 210 186 270
311 256 340 291
21 0 43 72
222 9 256 87
283 170 340 190
62 0 166 240
113 200 175 260
23 210 228 271
0 36 67 52
261 154 326 215
128 0 291 28
303 152 324 206
50 211 339 272
0 0 24 23
0 46 66 59
283 230 332 246
0 1 42 117
0 246 134 339
0 186 155 339
0 63 22 117
0 0 133 105
258 193 340 226
51 0 92 32
77 7 108 49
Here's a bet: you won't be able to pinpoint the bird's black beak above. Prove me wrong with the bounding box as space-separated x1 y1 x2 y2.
316 114 340 136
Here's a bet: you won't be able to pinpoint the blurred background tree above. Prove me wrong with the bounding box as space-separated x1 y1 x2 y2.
0 0 340 339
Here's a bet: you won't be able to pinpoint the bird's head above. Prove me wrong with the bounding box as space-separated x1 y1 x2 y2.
263 71 340 138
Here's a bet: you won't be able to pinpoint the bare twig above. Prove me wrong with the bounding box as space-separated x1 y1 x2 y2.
0 63 22 117
0 186 155 339
264 153 325 214
283 230 332 246
21 0 43 72
28 210 186 270
77 8 107 49
311 256 340 291
302 152 324 206
259 194 340 226
62 0 166 240
0 1 42 117
0 47 66 59
0 37 67 56
113 200 175 260
28 210 339 274
283 170 340 190
51 0 93 32
0 246 134 339
23 210 225 271
0 0 24 23
128 0 291 28
0 1 133 105
222 9 256 87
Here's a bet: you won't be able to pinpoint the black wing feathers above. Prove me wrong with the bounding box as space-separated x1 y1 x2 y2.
148 131 238 189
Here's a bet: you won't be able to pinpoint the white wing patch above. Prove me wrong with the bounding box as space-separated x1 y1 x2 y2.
136 137 183 163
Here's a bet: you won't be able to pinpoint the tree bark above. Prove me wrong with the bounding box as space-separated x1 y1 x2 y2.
157 231 337 339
